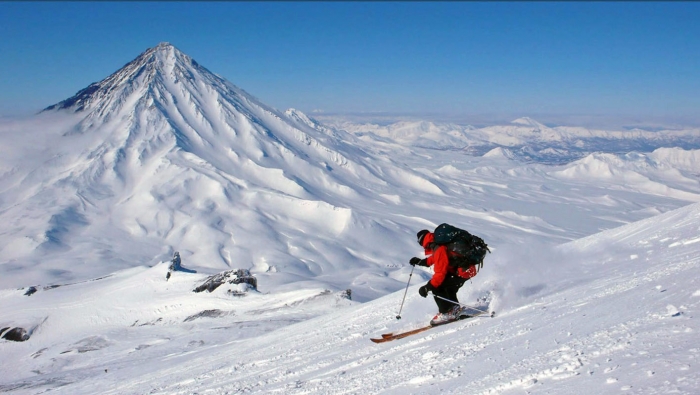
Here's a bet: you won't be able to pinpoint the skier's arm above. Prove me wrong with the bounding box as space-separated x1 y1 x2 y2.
428 246 449 288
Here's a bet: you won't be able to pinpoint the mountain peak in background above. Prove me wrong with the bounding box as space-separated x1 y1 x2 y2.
510 116 548 130
44 42 195 113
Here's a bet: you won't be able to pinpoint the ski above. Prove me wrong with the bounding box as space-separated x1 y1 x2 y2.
371 310 495 343
370 325 433 343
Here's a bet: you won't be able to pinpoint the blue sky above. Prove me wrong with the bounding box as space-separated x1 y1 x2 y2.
1 2 699 128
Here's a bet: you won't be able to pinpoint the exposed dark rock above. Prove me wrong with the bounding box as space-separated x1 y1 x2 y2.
130 318 163 327
44 83 101 112
166 251 196 281
193 269 257 293
183 309 228 322
2 327 29 342
24 286 38 296
338 289 352 301
170 252 181 271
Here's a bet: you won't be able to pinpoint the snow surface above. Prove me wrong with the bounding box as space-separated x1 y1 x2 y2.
1 43 699 394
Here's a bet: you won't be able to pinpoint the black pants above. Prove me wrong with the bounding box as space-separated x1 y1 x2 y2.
433 274 466 314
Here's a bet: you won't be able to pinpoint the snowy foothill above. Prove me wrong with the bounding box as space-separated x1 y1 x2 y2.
1 43 699 393
1 202 699 394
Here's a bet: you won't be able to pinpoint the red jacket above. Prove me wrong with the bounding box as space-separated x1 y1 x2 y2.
421 232 477 288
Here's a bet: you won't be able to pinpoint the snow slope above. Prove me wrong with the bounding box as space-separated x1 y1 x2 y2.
1 42 700 394
2 202 698 394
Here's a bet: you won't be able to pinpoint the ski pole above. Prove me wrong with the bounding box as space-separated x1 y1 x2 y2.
433 295 491 316
395 264 415 320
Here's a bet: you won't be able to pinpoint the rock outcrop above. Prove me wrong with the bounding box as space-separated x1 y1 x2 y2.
1 327 29 342
193 269 257 294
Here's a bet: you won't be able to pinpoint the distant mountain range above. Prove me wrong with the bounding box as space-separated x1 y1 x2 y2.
322 116 700 164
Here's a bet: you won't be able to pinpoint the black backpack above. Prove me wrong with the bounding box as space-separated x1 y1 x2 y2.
432 223 490 270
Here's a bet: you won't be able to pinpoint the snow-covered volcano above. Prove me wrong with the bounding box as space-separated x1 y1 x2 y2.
1 43 415 295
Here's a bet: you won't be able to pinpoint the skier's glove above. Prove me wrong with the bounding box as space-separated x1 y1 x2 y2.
418 282 434 298
409 257 427 267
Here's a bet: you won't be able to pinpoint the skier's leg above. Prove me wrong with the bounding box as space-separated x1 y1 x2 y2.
440 275 466 315
433 290 452 314
447 276 466 303
438 275 463 302
432 275 461 313
430 288 454 325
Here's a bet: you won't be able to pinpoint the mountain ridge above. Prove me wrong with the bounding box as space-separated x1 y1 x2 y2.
2 42 699 301
322 116 700 164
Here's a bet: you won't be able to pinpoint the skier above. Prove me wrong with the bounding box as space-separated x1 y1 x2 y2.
410 229 478 325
